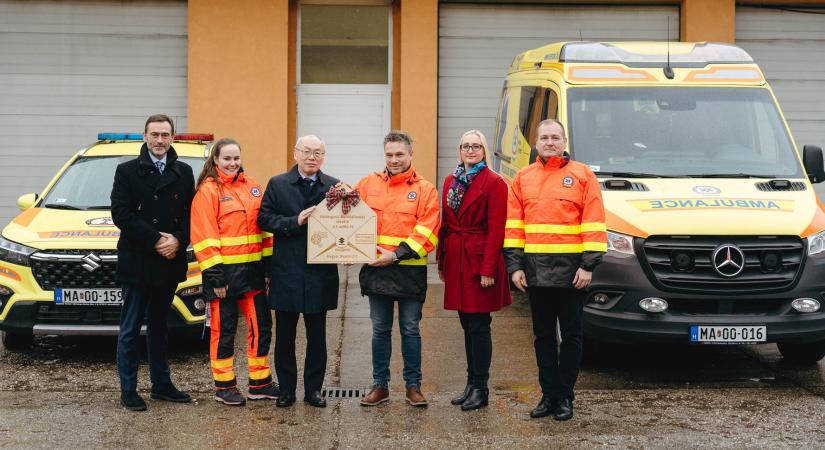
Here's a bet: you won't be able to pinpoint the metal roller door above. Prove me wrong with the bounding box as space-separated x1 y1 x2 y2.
438 4 679 188
736 7 825 156
0 0 188 224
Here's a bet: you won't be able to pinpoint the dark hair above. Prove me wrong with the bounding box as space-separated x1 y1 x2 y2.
536 119 566 139
196 137 241 190
383 130 413 150
144 114 175 134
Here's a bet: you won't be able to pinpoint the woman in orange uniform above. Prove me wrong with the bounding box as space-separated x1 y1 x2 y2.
191 138 278 406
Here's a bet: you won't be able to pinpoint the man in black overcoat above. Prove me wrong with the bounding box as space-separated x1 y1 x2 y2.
110 114 195 411
257 134 340 408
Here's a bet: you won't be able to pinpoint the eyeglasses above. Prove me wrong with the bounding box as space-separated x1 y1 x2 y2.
460 143 484 153
295 148 325 158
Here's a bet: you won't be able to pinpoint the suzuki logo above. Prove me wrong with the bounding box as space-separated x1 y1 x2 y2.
712 244 745 278
81 252 102 273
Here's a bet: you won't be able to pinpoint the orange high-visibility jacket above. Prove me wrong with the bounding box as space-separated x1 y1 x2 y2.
504 155 607 287
191 169 273 300
356 165 440 300
356 165 440 265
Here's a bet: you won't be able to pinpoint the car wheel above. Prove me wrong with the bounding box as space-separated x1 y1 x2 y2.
777 340 825 364
1 330 34 350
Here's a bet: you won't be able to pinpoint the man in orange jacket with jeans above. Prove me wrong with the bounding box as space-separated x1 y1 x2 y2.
356 131 440 407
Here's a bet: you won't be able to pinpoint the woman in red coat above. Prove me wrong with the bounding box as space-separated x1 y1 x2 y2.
437 129 511 411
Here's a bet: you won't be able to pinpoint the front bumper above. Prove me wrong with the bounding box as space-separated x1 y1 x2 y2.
584 250 825 344
0 261 206 336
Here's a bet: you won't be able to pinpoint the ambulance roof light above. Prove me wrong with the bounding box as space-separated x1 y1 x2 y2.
559 42 754 66
96 133 215 142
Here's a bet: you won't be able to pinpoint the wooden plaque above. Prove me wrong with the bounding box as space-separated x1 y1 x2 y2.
307 199 377 264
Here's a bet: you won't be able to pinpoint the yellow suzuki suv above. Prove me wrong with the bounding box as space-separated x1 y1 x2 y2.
0 133 210 349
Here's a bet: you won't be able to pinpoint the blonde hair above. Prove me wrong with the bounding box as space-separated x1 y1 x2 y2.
458 129 491 167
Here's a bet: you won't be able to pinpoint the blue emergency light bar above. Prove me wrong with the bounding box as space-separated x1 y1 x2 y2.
97 133 143 140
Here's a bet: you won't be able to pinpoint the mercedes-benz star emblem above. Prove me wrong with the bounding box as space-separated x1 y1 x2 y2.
81 252 102 273
712 244 745 277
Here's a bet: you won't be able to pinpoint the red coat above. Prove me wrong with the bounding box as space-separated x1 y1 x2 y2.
437 167 512 313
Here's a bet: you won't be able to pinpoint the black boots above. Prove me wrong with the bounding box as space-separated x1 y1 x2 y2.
460 387 488 411
451 384 473 405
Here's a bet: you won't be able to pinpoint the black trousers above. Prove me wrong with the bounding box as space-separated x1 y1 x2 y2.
117 282 176 393
274 311 327 394
527 287 585 402
458 312 492 389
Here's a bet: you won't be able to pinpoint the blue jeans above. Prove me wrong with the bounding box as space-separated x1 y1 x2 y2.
116 283 176 393
369 296 423 388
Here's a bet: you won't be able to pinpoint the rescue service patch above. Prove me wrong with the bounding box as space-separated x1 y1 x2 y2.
407 191 417 201
219 196 233 202
562 176 574 187
250 187 262 197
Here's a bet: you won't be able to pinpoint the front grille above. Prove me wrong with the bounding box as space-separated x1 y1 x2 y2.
31 249 118 290
36 304 121 325
641 236 804 292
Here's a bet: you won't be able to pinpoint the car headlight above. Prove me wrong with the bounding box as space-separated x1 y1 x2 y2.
0 236 36 266
807 230 825 256
607 231 635 256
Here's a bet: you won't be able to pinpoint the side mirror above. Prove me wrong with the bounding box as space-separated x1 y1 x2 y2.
17 193 38 211
803 145 825 184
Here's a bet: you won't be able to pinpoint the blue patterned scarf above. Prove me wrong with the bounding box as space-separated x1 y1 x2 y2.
447 161 486 214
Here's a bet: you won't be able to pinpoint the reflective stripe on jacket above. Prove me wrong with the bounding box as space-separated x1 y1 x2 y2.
191 169 272 299
504 155 607 287
356 165 440 300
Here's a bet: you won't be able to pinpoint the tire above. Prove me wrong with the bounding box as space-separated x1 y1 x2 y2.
1 330 34 351
777 340 825 364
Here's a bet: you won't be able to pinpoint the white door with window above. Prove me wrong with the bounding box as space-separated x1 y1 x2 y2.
296 4 391 185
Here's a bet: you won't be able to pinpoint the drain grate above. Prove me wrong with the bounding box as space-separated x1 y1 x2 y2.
322 387 366 399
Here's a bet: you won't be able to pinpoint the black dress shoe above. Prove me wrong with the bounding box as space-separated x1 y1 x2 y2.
121 391 147 411
276 392 296 408
460 387 488 411
304 390 327 408
529 395 556 419
553 398 573 421
150 383 192 403
451 384 473 406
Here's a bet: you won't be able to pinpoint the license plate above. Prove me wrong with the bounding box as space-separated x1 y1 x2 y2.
54 288 123 305
690 325 766 344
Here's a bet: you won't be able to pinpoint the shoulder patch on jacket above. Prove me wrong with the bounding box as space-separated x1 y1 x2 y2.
562 176 574 188
250 187 262 197
407 191 417 201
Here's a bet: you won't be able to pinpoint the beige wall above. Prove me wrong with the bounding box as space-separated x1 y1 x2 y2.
398 0 438 183
681 0 735 43
188 0 291 184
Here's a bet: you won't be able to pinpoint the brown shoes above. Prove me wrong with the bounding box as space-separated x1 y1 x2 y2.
405 386 428 407
360 386 389 406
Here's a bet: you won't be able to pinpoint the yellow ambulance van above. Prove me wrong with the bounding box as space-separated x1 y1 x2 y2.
494 42 825 362
0 133 210 349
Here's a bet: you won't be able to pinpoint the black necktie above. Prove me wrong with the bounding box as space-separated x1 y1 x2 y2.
302 177 314 197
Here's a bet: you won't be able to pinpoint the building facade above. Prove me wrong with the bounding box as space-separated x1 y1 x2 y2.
1 0 824 223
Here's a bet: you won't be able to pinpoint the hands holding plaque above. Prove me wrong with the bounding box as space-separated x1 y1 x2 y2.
307 184 377 264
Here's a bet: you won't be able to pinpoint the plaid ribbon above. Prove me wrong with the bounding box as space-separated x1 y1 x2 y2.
325 187 361 215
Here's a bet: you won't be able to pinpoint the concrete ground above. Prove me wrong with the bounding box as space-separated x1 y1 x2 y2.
1 265 824 449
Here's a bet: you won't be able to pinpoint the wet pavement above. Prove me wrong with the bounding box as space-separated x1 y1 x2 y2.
1 265 825 449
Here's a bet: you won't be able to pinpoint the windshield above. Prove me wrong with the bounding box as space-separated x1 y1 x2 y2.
41 156 205 210
567 87 802 178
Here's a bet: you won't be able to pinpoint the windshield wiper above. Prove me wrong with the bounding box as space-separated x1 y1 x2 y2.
85 205 111 210
43 203 82 210
685 173 775 178
596 171 682 178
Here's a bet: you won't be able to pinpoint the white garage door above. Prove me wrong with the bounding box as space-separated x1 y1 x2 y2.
438 4 679 188
736 7 825 196
0 0 188 225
